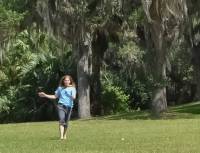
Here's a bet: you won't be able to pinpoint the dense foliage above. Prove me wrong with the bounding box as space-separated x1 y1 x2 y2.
0 0 199 122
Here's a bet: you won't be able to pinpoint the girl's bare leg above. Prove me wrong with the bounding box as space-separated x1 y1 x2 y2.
59 125 64 139
63 127 67 139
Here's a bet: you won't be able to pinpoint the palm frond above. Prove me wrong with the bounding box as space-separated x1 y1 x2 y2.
19 53 40 77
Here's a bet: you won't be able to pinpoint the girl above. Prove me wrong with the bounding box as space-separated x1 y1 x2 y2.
38 75 76 140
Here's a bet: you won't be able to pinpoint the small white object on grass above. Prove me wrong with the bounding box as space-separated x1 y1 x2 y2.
121 138 125 141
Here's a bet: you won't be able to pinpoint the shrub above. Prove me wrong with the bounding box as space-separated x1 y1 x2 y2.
101 83 130 114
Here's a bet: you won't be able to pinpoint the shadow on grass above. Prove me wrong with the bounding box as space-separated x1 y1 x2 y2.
49 136 60 141
100 102 200 120
171 103 200 114
98 111 154 120
77 102 200 121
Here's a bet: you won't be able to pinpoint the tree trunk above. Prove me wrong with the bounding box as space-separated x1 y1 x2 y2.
36 0 53 35
141 0 169 115
0 44 3 65
142 0 187 115
77 33 92 119
151 61 167 115
150 23 168 115
90 29 108 115
194 67 200 100
192 44 200 100
90 53 101 115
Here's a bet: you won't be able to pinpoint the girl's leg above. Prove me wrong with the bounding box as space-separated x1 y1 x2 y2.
57 104 66 139
59 124 65 139
63 126 67 139
63 107 72 139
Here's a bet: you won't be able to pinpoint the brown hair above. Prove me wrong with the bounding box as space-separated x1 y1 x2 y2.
59 75 75 87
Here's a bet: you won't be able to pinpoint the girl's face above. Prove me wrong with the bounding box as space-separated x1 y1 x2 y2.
63 77 71 86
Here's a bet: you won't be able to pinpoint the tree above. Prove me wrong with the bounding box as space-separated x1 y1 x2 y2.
142 0 188 115
0 3 24 64
186 0 200 100
36 0 127 118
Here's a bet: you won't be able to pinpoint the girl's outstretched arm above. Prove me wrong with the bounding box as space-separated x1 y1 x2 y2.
38 92 57 99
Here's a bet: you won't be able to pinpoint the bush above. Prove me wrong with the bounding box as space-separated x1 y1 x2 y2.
128 80 151 110
0 96 11 122
101 83 130 114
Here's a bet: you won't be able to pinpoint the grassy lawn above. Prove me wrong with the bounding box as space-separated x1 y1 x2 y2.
1 102 200 153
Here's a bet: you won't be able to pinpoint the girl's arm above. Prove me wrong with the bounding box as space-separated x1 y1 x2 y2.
65 89 76 100
38 92 58 99
71 88 76 100
65 92 76 100
71 94 76 100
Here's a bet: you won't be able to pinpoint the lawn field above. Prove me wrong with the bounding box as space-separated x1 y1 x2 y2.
1 102 200 153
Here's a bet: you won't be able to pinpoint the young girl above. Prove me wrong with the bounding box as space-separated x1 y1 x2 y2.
38 75 76 140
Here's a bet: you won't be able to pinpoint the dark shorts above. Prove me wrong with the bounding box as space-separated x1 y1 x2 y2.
57 103 72 127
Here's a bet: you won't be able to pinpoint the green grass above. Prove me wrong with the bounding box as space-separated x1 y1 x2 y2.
1 102 200 153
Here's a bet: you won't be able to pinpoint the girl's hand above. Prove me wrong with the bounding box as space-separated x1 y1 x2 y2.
38 92 46 98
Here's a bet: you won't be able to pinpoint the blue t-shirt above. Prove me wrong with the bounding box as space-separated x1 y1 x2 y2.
55 86 76 108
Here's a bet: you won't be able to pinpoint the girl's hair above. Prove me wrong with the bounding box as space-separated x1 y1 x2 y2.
59 75 76 87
